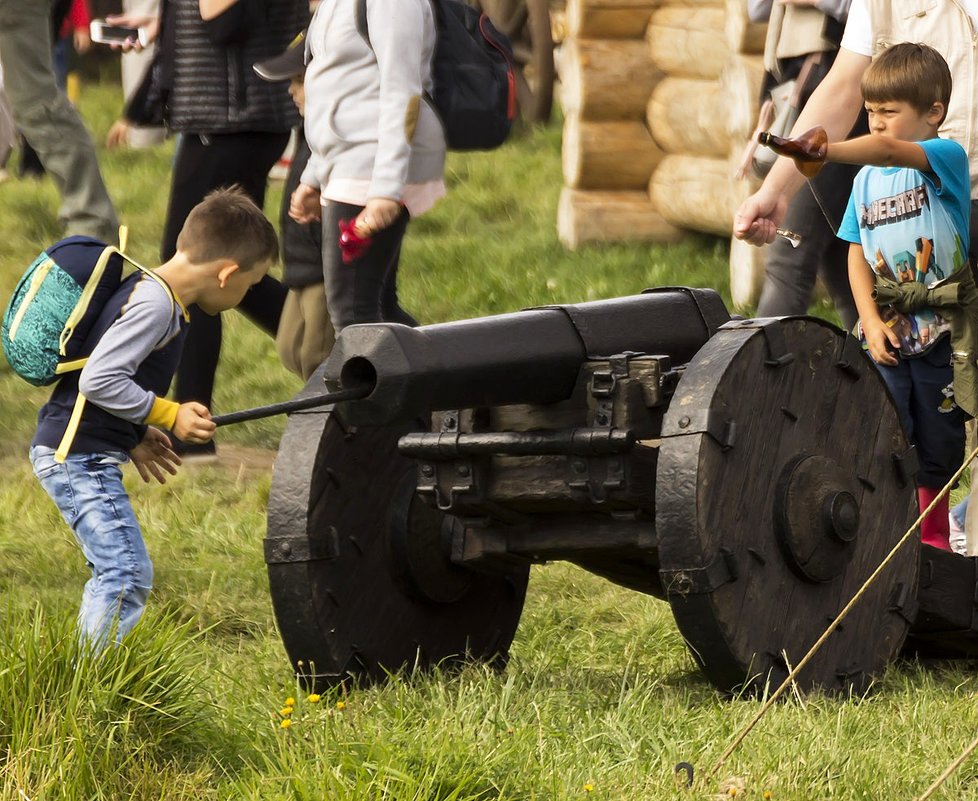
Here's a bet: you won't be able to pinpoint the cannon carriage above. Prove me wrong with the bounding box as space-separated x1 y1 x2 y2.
264 288 978 696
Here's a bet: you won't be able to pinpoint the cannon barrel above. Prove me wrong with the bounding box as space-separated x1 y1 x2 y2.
323 287 730 425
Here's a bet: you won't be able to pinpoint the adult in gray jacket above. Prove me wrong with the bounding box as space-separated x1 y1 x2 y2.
289 0 446 331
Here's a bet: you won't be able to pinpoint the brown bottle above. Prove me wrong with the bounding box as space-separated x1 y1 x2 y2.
758 126 828 178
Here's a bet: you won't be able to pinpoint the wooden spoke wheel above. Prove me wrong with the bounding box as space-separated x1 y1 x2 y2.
472 0 555 124
266 369 529 690
655 318 920 695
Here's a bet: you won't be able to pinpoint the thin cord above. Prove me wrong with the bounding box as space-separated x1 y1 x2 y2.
701 444 978 787
916 733 978 800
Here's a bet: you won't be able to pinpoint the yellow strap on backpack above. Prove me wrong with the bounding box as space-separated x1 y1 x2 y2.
54 226 176 463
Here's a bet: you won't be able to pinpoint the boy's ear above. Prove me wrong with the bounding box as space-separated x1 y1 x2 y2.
928 101 946 123
216 261 240 289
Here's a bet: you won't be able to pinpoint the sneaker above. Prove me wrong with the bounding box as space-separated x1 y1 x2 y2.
173 439 219 465
949 511 967 555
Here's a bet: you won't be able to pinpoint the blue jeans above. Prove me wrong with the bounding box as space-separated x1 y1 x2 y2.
875 337 966 488
30 446 152 649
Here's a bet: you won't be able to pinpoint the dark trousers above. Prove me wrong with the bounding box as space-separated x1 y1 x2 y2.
876 338 965 488
756 161 859 330
162 131 290 407
321 201 418 332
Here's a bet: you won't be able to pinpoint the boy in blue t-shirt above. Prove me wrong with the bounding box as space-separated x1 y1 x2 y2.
768 43 970 551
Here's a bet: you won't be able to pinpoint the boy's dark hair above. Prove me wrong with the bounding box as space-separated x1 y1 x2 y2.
176 186 279 271
862 43 952 125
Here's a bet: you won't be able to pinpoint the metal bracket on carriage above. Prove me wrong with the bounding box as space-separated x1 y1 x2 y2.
263 531 340 565
659 548 740 597
891 445 920 488
887 581 920 625
663 408 736 451
719 317 795 368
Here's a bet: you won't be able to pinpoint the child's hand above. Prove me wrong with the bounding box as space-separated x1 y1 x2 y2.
172 402 216 443
106 119 131 149
131 427 181 484
355 198 402 237
289 183 322 224
863 318 900 366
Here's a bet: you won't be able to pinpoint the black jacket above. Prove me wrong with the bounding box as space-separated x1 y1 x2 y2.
129 0 305 135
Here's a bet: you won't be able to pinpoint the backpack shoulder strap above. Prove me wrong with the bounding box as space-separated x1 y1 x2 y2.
53 230 178 463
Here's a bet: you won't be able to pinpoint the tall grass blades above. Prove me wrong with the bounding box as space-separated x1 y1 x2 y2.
0 605 242 800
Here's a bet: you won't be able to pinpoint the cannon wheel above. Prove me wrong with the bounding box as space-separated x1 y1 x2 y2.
266 370 530 689
656 317 920 695
473 0 555 124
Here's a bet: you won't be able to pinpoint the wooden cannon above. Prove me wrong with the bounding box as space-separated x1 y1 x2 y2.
264 288 978 695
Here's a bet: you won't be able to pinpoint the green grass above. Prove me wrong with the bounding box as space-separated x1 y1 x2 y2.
1 80 977 801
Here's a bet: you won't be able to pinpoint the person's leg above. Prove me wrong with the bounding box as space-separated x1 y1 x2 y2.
755 184 824 318
30 447 152 650
322 202 410 331
378 217 419 326
0 0 118 242
813 162 859 330
167 132 289 411
908 340 966 551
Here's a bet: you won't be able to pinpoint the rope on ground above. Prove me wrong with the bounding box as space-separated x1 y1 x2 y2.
916 732 978 800
698 443 978 790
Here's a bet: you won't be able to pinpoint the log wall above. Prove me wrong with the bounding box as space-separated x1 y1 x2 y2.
558 0 769 307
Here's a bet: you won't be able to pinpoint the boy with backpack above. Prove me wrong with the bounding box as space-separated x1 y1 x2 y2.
28 187 279 649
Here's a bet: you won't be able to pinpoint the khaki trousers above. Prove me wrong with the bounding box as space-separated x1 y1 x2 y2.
0 0 118 242
276 285 335 381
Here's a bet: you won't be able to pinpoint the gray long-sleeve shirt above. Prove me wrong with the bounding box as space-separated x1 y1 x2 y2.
301 0 446 201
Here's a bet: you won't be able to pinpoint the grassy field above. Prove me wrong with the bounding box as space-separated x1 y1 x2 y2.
1 81 977 801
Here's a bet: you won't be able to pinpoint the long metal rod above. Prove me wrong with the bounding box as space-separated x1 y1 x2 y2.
212 386 369 427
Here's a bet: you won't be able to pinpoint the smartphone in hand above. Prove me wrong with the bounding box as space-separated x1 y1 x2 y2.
90 19 149 47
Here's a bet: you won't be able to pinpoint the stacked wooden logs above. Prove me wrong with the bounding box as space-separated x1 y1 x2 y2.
558 0 769 306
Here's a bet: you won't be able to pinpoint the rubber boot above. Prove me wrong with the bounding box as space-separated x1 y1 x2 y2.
918 486 951 551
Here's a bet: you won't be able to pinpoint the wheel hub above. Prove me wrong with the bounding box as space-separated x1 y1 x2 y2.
775 454 861 583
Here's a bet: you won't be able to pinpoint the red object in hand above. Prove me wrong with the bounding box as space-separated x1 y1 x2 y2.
338 218 372 263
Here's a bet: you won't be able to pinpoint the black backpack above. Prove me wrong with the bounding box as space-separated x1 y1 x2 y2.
356 0 516 151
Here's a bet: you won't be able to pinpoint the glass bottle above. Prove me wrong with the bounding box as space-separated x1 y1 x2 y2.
758 126 828 178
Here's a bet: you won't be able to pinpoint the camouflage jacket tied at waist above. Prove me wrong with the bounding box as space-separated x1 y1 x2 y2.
872 267 978 418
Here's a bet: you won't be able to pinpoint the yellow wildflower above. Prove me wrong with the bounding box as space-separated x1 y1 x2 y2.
280 707 293 717
336 700 346 710
583 783 594 793
729 789 738 798
280 719 292 729
307 694 321 703
285 697 296 706
763 793 772 800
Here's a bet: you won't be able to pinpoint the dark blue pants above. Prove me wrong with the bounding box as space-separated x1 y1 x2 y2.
876 337 965 488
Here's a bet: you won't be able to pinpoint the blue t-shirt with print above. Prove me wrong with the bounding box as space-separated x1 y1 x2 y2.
838 136 970 356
